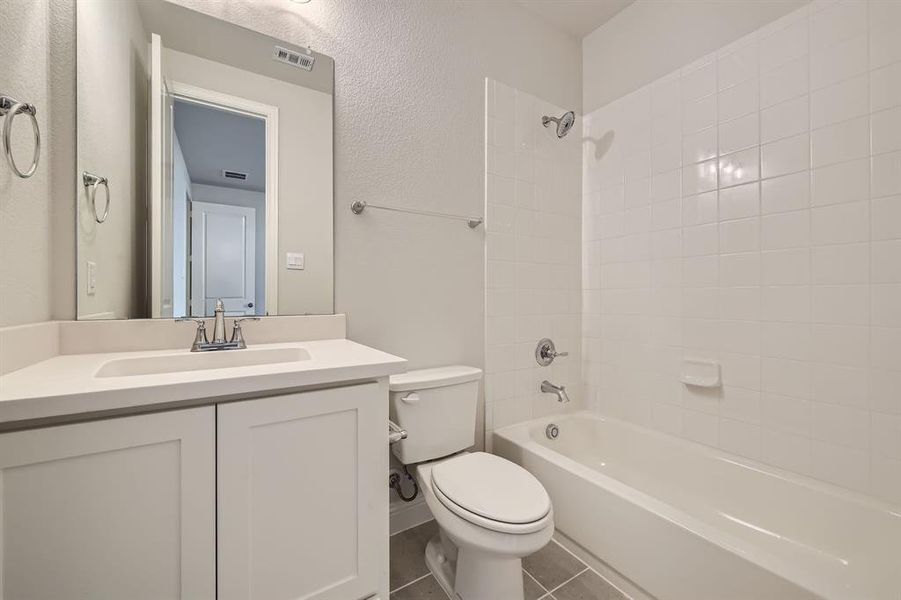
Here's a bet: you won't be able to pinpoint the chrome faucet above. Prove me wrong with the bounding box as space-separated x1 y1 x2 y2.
211 299 228 344
541 380 570 403
177 299 260 352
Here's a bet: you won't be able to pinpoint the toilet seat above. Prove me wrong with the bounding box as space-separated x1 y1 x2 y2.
430 452 551 534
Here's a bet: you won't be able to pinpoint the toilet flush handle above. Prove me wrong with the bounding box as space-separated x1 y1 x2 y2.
401 392 420 404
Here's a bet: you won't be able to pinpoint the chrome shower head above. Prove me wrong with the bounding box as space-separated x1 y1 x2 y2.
542 110 575 138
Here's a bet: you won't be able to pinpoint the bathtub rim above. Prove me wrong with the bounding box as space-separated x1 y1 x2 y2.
493 409 901 600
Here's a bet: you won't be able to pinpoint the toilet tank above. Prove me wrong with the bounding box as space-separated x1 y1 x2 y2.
389 365 482 465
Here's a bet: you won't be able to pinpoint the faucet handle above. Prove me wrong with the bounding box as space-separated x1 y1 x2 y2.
230 317 260 349
536 338 568 366
176 318 209 351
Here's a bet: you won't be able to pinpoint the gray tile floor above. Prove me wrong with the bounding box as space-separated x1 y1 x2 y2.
390 520 629 600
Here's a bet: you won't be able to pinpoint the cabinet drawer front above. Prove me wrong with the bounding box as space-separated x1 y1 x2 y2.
217 383 386 600
0 407 216 600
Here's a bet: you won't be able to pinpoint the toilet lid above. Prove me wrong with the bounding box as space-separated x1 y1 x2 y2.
430 452 551 525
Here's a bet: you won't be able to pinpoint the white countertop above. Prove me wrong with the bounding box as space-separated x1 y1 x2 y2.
0 339 407 426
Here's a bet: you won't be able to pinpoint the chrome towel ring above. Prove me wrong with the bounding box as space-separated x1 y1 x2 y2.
1 95 40 179
83 171 110 223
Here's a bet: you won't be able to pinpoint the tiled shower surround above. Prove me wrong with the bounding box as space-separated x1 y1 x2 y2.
484 79 582 447
582 1 901 503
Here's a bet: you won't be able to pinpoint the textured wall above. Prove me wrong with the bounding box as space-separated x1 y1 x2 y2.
0 0 52 326
582 1 901 503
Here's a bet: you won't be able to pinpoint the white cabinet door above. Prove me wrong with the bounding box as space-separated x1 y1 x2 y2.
217 382 388 600
0 407 216 600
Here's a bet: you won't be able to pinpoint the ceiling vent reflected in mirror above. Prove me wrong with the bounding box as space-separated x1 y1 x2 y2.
222 169 248 181
273 46 315 71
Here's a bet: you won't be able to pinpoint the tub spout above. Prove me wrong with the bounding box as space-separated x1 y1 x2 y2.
541 380 570 403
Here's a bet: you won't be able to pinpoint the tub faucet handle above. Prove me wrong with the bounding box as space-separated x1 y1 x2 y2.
536 338 568 366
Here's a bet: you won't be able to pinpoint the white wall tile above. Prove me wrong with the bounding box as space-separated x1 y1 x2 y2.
761 210 810 250
762 172 810 214
682 191 718 227
871 195 901 242
719 42 759 90
872 107 901 155
681 59 716 102
812 285 870 325
719 182 759 221
811 74 868 128
762 248 810 285
872 284 901 327
582 2 901 503
719 148 759 188
811 158 869 206
719 113 759 155
872 239 901 283
811 200 869 245
683 95 717 134
761 55 809 108
762 285 811 323
720 218 760 253
683 127 718 164
810 33 867 89
869 0 901 69
762 133 810 178
761 96 809 143
719 78 759 123
870 61 901 112
811 116 869 168
872 151 901 199
811 243 870 284
759 17 808 73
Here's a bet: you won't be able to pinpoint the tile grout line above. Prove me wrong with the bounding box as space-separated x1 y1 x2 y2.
389 571 433 595
523 567 551 596
542 566 590 596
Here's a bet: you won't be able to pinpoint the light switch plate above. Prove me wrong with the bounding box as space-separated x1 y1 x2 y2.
87 261 97 295
286 252 305 270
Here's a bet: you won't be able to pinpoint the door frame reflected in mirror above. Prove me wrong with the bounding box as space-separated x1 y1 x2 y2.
153 80 280 318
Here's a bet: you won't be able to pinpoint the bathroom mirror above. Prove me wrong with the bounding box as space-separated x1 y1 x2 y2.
76 0 334 319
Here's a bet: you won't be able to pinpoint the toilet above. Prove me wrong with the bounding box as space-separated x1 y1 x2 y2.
389 366 554 600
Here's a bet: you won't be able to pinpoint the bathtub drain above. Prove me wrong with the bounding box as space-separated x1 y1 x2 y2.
546 424 559 440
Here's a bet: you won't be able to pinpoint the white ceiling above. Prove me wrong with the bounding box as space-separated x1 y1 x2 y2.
514 0 634 39
174 100 266 193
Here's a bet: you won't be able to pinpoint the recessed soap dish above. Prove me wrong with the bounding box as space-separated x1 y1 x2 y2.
679 358 721 388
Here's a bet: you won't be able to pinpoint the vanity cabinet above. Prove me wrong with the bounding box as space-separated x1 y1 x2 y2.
217 382 388 600
0 407 216 600
0 382 388 600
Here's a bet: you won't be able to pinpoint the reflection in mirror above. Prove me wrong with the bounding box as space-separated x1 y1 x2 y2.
76 0 334 320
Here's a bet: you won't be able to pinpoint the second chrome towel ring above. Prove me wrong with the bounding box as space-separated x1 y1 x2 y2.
83 171 110 223
1 94 40 179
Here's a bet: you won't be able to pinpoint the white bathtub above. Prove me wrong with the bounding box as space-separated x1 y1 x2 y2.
493 411 901 600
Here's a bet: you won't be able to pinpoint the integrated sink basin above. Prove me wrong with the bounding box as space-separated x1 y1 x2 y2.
95 347 311 378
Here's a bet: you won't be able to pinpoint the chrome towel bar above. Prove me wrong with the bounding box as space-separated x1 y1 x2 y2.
1 94 40 179
351 200 483 229
83 171 111 223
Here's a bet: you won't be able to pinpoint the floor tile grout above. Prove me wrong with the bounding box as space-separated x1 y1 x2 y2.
524 567 550 596
545 566 590 596
389 571 432 594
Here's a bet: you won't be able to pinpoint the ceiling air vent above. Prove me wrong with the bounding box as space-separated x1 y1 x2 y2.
273 45 315 71
222 169 248 181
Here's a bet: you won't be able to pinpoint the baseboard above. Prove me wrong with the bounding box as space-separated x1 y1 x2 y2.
389 496 432 535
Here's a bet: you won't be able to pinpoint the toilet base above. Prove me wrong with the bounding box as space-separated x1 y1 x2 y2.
425 537 457 599
425 535 525 600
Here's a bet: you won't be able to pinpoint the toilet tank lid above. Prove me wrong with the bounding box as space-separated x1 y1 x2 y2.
389 365 482 392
